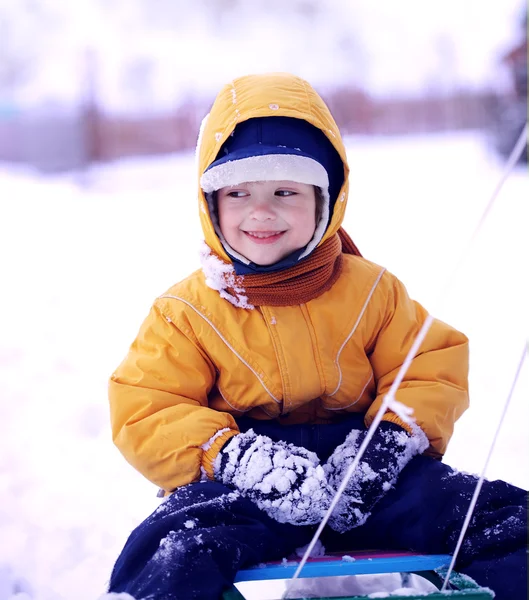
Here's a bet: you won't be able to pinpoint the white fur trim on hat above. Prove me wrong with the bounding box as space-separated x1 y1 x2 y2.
200 154 329 193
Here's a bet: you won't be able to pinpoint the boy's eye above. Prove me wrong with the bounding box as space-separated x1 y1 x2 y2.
275 190 297 197
227 190 248 198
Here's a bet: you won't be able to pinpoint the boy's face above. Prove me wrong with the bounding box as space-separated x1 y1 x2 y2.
217 180 317 266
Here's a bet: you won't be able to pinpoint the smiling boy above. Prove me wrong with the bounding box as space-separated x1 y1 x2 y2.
106 73 528 600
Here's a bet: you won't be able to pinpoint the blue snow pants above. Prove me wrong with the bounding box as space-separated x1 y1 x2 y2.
108 416 528 600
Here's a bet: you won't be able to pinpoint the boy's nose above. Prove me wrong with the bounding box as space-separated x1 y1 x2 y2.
249 200 276 221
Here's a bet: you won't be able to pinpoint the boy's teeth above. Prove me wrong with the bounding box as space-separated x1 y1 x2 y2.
247 232 280 238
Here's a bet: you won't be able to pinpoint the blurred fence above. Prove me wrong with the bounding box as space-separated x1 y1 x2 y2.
0 106 90 172
0 88 501 173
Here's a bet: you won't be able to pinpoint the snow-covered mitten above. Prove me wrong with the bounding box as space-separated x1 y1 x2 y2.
324 421 429 532
214 429 331 525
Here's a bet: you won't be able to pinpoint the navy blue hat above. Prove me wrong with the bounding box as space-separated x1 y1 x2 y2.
201 117 344 211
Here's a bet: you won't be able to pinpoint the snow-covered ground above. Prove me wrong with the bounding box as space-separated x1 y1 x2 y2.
0 131 527 600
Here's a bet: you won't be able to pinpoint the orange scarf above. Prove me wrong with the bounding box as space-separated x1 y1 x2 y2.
218 228 361 307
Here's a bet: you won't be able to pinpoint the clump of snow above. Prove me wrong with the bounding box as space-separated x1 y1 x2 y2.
215 429 331 525
152 531 186 566
294 540 326 559
394 426 429 470
386 398 415 425
342 555 356 562
199 242 254 309
97 594 137 600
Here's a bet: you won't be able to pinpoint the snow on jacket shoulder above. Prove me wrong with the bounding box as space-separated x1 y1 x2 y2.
109 255 469 492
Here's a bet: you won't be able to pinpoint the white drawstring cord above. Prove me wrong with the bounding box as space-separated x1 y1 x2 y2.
282 123 528 599
440 343 528 591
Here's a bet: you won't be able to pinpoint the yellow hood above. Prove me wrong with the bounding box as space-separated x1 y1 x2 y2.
196 72 350 263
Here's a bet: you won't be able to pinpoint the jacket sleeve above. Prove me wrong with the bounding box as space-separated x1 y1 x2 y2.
364 272 469 458
109 302 239 491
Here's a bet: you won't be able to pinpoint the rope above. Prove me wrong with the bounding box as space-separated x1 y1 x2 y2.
282 123 528 599
440 343 528 591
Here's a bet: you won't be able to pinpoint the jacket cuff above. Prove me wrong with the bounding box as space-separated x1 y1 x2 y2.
381 413 413 435
201 429 239 480
381 414 429 454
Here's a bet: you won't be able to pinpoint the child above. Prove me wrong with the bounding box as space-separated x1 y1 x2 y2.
106 73 527 600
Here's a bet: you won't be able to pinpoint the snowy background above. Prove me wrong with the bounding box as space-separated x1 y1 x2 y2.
0 0 525 110
1 1 527 599
1 131 527 600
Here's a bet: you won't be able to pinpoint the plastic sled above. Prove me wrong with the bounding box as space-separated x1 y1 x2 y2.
222 550 494 599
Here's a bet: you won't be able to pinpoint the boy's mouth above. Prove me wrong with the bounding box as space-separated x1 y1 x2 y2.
243 231 286 244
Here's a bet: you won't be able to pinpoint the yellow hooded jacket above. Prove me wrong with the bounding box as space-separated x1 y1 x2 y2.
109 73 469 493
